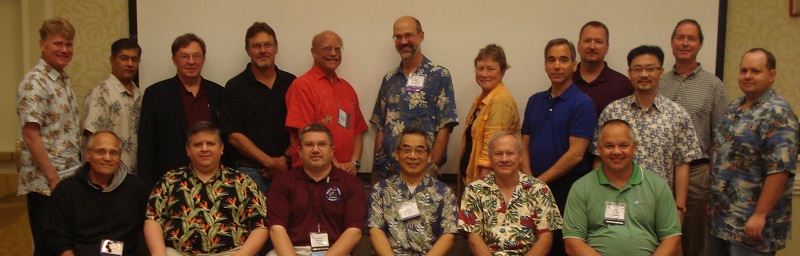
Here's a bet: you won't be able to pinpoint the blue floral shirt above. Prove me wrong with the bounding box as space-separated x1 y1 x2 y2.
366 174 458 255
592 94 703 189
709 89 798 253
370 57 458 177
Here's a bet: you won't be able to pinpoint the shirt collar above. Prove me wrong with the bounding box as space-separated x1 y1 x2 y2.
39 58 68 82
628 94 667 112
548 82 578 100
597 162 643 189
392 56 431 77
477 83 508 105
670 62 704 77
107 74 139 97
309 65 340 83
575 61 614 83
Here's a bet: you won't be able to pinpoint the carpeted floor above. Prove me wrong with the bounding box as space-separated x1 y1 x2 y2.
0 194 33 256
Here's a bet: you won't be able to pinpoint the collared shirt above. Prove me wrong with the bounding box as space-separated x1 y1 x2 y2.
563 163 682 255
659 64 729 158
709 89 798 252
83 74 142 174
461 83 520 185
220 64 297 161
573 62 634 115
369 57 459 176
367 174 458 255
592 94 703 189
145 165 267 254
178 81 211 127
16 58 81 196
521 83 596 177
459 173 563 256
285 65 368 166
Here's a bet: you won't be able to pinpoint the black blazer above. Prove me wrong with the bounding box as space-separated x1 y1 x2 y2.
137 75 223 189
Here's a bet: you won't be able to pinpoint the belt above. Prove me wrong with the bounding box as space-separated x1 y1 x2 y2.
689 158 709 166
236 159 263 169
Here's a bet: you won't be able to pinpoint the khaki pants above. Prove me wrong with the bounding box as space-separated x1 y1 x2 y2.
266 246 312 256
166 247 239 256
682 164 711 256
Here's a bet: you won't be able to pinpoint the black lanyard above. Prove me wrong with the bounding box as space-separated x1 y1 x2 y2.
305 176 330 233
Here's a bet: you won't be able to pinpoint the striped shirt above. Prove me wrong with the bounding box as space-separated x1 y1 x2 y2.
659 64 728 158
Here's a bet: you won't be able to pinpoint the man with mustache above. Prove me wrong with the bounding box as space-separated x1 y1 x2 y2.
573 21 633 115
285 31 368 176
83 38 142 175
220 22 296 196
590 45 703 228
370 16 458 184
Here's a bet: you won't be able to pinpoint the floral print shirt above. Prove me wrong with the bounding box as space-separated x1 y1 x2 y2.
145 165 267 254
367 174 458 255
370 57 458 176
459 173 563 255
709 89 798 253
16 58 81 196
83 74 142 174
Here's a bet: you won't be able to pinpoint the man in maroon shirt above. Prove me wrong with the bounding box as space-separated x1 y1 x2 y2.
573 21 633 115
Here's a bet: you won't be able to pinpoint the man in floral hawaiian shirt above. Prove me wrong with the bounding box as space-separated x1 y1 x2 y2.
708 48 798 255
367 127 458 255
459 131 562 256
144 121 268 255
370 16 458 184
17 17 82 256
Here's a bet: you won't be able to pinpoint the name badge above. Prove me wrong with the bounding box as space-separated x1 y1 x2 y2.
398 199 421 220
404 74 426 92
100 239 123 256
604 201 626 225
310 232 330 256
338 108 350 128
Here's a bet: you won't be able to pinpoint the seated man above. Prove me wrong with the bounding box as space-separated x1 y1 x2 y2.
367 127 458 255
45 131 149 255
459 131 562 256
144 121 268 256
267 123 367 256
563 119 682 255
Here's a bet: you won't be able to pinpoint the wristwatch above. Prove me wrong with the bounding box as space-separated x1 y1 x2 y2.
677 206 687 213
351 160 361 170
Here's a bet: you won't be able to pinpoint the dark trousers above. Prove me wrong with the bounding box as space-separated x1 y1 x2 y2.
27 192 50 256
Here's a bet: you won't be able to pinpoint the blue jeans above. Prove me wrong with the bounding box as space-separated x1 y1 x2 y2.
707 235 775 256
237 166 271 196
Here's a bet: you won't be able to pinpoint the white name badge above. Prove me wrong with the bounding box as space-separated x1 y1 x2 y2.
404 74 426 92
310 232 330 256
604 201 626 225
100 239 123 256
338 108 350 128
398 199 421 220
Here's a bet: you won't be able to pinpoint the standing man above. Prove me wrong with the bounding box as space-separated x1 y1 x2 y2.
83 38 142 174
708 48 798 255
17 17 81 256
138 33 224 188
370 16 458 183
521 38 596 255
573 21 633 115
45 131 149 256
564 120 682 255
221 22 296 195
285 31 368 175
267 124 367 256
367 127 458 255
592 45 703 224
659 19 729 255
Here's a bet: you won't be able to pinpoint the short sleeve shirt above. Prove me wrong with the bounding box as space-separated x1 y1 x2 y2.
366 174 458 254
145 165 267 254
592 94 703 189
369 57 459 176
458 173 563 255
709 89 798 253
83 74 142 174
16 58 81 196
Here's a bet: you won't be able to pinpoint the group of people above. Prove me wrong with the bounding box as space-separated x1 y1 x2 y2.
16 14 795 256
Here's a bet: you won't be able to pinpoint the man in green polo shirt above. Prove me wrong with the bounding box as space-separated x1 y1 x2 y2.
563 119 682 255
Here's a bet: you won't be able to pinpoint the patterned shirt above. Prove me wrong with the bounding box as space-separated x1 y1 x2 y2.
145 165 267 254
370 57 458 177
709 89 798 253
592 94 703 189
83 74 142 174
367 174 458 255
659 64 729 158
459 173 563 255
16 58 81 196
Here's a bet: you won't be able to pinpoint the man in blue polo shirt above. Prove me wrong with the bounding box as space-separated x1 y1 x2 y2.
521 38 597 256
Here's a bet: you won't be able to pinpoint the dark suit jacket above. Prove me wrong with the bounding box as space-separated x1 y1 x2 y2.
137 75 223 189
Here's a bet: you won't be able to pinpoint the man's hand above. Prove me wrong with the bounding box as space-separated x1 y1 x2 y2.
338 161 357 175
48 177 61 191
745 214 767 241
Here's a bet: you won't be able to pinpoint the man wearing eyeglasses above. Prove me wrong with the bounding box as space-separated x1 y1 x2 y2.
658 19 729 256
369 16 459 184
285 31 368 176
220 22 297 196
367 127 458 255
138 33 224 189
83 38 142 175
590 45 703 226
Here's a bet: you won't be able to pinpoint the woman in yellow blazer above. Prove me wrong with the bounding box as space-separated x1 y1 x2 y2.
459 44 521 194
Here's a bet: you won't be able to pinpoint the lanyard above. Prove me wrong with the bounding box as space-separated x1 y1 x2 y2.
305 176 330 233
